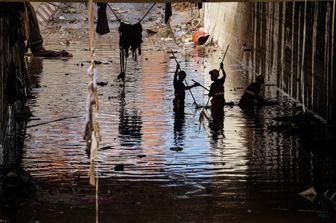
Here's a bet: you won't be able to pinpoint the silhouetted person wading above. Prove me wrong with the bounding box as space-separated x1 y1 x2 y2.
209 62 226 113
173 64 199 112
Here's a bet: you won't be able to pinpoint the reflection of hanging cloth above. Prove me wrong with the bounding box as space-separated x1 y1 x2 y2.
165 3 172 23
119 22 142 60
96 3 109 35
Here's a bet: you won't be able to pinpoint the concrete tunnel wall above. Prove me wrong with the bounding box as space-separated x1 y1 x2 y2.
203 2 336 125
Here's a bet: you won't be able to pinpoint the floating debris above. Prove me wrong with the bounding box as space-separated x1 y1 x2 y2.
114 164 124 171
170 147 183 152
96 81 108 86
299 187 317 202
100 145 112 150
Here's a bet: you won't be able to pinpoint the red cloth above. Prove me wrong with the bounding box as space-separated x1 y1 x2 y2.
192 31 209 45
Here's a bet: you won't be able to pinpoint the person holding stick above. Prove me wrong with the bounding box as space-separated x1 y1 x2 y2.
209 62 226 112
206 62 226 140
207 45 229 111
173 63 200 112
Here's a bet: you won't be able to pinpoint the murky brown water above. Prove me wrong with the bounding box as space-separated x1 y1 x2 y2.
2 3 335 223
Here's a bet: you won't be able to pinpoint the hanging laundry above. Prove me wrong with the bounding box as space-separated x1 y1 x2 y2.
96 3 110 35
119 22 143 60
165 3 172 23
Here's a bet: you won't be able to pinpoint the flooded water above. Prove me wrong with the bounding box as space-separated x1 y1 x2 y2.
2 3 336 223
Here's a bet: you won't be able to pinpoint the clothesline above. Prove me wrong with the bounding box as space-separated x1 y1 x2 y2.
107 3 156 24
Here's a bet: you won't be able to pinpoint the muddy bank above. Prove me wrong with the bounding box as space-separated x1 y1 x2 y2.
4 182 335 223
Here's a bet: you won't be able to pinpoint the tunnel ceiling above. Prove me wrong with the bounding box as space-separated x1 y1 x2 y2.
0 0 324 2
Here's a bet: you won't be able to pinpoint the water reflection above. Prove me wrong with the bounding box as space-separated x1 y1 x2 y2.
209 107 225 140
17 11 336 222
173 108 185 147
118 85 142 147
28 57 43 75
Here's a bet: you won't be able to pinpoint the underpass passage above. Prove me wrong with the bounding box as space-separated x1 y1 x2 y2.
1 3 336 223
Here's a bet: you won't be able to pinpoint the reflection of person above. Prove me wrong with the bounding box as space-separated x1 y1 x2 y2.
25 3 72 57
173 108 185 146
118 85 142 147
208 114 224 140
238 75 264 110
173 63 199 112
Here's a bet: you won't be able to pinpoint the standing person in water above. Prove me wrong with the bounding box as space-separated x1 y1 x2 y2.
209 62 226 112
238 75 264 110
208 62 226 139
173 63 199 112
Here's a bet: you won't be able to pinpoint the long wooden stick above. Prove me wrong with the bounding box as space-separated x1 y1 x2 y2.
184 80 198 107
221 44 230 63
26 116 81 129
170 50 179 64
192 79 209 91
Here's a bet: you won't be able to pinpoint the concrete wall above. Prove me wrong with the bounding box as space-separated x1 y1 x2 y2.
204 2 336 125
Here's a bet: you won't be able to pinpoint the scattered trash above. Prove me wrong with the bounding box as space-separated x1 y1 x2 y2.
62 7 77 14
299 187 317 202
117 72 125 81
100 146 112 150
137 155 146 158
176 195 189 199
96 81 108 86
145 28 157 36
